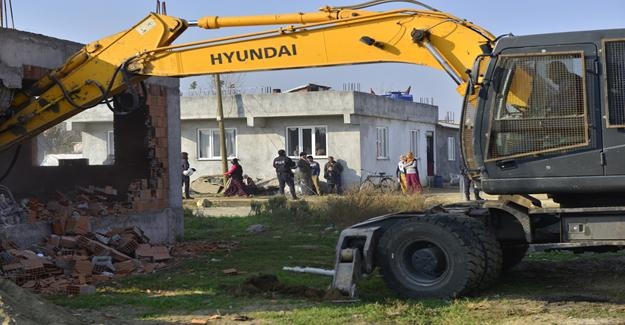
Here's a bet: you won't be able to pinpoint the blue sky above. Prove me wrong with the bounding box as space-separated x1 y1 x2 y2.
12 1 625 118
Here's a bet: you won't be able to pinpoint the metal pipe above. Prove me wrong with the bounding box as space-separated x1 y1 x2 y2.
282 266 335 277
421 40 463 85
196 12 334 29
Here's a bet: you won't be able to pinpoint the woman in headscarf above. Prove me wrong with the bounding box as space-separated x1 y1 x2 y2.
223 158 249 197
404 152 422 194
396 154 407 194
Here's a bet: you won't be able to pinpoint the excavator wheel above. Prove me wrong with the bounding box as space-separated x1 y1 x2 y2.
463 217 502 291
376 214 489 298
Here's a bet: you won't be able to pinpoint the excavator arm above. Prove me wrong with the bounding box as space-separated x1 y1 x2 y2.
1 1 494 152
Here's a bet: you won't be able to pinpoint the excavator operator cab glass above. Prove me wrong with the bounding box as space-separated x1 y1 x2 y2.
486 52 589 160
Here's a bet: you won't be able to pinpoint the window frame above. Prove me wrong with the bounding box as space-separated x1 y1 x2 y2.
284 125 328 158
447 137 456 161
196 128 237 160
484 50 590 162
376 126 389 160
410 129 420 159
106 130 115 156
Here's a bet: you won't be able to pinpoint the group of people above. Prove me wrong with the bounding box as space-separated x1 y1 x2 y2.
274 149 343 199
182 150 344 200
395 152 423 194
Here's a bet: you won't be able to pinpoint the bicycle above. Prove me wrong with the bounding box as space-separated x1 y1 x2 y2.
359 169 398 193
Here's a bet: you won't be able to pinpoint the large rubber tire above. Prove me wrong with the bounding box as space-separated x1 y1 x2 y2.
501 243 528 271
377 214 486 298
463 218 502 291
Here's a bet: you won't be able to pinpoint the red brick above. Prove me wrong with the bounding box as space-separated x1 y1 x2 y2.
155 127 166 138
52 219 66 235
60 236 78 248
74 260 93 274
113 260 138 274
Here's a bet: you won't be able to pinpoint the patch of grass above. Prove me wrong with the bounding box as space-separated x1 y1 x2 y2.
322 190 439 227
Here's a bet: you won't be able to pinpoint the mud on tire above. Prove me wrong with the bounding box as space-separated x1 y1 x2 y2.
376 214 487 298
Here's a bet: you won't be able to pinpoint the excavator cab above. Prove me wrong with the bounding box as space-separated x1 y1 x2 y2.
466 29 625 206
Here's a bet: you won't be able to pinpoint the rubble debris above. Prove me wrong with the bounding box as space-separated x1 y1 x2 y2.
222 268 239 275
0 185 25 225
233 315 253 321
196 198 212 208
0 226 240 296
246 224 265 234
18 179 164 227
0 227 169 295
0 278 83 324
191 175 224 194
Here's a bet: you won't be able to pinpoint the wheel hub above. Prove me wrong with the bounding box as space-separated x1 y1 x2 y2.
403 242 449 285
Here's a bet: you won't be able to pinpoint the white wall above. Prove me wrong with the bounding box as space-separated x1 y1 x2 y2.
359 116 435 185
181 115 363 186
81 122 113 165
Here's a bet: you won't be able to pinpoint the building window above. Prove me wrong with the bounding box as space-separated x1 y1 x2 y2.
286 126 327 157
106 130 115 156
410 130 420 158
376 127 389 159
197 128 237 159
447 137 456 161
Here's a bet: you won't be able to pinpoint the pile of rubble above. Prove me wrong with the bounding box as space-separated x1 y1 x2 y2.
0 226 170 295
24 182 156 225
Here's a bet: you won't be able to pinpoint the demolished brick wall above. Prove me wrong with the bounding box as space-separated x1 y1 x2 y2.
0 29 183 247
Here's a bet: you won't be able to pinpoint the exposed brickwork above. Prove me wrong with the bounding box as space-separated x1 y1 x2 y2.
121 83 171 213
22 65 50 81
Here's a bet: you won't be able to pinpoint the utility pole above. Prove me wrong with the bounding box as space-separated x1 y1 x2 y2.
214 74 228 187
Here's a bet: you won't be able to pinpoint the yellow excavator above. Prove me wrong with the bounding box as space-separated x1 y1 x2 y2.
3 0 625 298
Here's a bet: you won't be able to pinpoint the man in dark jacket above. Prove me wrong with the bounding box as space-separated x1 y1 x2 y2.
181 152 193 199
273 149 298 199
324 156 344 194
296 152 313 195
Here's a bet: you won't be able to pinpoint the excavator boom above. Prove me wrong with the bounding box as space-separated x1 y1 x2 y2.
1 3 493 152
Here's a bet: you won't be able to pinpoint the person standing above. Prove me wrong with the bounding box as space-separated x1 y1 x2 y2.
461 164 482 201
308 155 321 195
404 152 423 194
396 155 407 194
296 152 313 195
324 156 344 194
273 149 298 199
181 152 193 199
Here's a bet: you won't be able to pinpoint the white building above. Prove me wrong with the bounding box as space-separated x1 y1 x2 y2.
180 90 439 187
61 89 443 189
